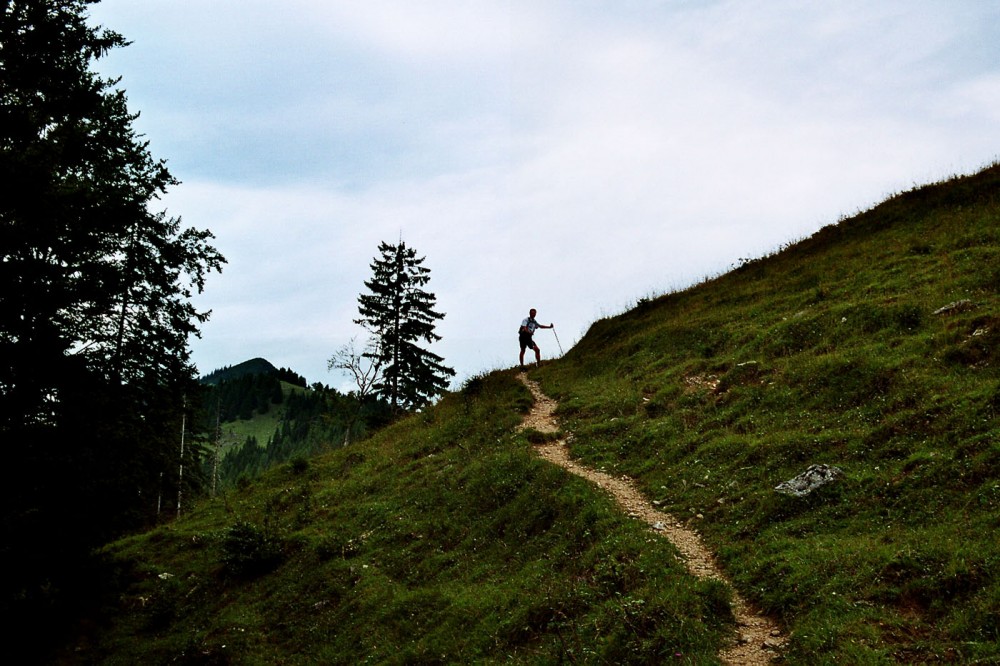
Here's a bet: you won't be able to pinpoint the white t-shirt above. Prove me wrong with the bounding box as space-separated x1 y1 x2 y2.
521 317 540 334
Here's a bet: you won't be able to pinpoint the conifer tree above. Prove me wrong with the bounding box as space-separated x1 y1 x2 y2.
355 240 455 411
0 0 224 637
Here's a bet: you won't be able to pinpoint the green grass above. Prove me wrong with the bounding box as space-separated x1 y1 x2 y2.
85 372 731 664
78 163 1000 664
217 381 311 454
538 164 1000 662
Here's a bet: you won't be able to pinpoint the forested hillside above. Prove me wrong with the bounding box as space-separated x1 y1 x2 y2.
196 360 393 488
200 357 306 388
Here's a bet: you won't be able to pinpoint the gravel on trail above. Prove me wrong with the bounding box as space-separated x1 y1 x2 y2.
518 373 786 665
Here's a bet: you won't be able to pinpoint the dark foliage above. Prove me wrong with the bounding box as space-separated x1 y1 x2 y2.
221 521 285 578
0 0 223 650
200 358 278 385
200 358 308 388
355 240 455 411
202 372 285 422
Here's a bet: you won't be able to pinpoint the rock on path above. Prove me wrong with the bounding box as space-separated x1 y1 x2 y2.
518 373 786 665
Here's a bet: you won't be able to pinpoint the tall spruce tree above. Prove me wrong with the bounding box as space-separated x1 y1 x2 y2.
355 240 455 412
0 0 224 641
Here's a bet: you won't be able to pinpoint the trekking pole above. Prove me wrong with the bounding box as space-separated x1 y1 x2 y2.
551 324 564 356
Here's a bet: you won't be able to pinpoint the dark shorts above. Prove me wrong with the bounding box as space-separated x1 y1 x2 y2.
519 332 537 351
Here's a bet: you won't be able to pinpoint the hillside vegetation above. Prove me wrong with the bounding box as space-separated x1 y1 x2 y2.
79 372 731 664
539 163 1000 662
76 164 1000 664
197 361 391 488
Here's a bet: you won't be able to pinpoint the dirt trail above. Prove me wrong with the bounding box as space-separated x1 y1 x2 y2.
518 373 786 665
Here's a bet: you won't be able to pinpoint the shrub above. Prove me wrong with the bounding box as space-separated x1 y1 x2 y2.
221 521 284 578
289 456 310 474
461 372 487 397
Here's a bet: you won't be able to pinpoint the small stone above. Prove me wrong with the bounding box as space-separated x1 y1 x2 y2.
775 464 844 497
932 299 975 316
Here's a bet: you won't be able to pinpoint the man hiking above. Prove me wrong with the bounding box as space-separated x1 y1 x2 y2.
519 308 554 369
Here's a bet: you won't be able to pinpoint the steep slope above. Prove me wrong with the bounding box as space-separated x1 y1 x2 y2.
79 372 732 664
538 163 1000 662
520 373 784 664
74 163 1000 664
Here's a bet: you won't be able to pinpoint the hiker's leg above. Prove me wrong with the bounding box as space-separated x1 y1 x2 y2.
519 333 533 368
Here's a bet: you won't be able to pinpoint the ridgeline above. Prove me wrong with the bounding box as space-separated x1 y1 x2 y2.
68 164 1000 664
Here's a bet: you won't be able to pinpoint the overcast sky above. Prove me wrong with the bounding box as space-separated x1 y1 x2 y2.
87 0 1000 390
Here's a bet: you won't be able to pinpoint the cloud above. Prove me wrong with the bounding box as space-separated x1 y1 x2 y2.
88 1 1000 387
305 0 517 61
942 74 1000 124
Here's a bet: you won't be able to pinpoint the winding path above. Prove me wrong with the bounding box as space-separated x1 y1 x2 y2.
518 373 786 665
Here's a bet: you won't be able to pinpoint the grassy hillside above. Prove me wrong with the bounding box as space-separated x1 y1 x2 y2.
538 163 1000 662
74 164 1000 664
80 373 731 664
216 381 312 455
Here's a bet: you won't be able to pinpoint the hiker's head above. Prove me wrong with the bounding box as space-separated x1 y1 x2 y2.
529 308 537 317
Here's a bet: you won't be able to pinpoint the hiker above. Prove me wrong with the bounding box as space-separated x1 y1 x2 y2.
519 308 554 369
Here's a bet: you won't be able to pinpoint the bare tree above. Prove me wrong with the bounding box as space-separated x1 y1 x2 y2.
328 337 384 444
329 337 384 398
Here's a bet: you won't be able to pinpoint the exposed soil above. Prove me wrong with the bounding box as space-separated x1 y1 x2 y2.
518 373 786 665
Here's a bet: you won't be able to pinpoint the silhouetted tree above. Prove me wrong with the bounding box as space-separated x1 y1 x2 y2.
0 0 223 646
354 240 454 412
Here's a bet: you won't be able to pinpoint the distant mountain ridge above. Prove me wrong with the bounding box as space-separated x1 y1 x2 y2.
200 358 278 385
200 358 308 388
